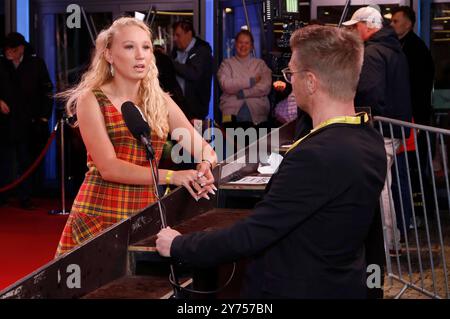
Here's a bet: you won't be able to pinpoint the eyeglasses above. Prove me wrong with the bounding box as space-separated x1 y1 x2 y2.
281 67 305 84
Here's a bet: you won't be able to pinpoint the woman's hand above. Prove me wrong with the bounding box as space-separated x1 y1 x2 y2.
196 161 215 187
196 161 218 196
171 169 215 201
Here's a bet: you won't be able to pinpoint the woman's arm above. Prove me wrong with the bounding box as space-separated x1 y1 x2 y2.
77 92 190 183
241 61 272 98
77 92 213 200
217 60 252 94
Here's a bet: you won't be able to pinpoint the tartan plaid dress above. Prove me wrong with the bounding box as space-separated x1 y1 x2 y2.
55 89 167 257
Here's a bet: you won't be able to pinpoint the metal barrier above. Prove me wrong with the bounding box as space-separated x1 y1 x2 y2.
373 116 450 299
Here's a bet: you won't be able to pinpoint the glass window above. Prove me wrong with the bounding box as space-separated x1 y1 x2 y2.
125 10 193 55
55 12 112 91
431 2 450 109
431 3 450 89
317 4 398 26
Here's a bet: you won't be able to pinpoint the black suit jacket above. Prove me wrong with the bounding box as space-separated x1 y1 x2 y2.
154 50 186 110
400 31 435 125
171 37 213 120
0 52 53 145
172 122 387 298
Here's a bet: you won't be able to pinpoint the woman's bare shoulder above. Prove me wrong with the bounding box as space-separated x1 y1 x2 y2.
76 90 101 115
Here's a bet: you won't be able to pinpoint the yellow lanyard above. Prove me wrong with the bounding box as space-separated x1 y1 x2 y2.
286 112 369 154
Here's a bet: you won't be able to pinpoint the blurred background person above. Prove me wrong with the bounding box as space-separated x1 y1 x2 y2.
217 30 272 129
0 32 53 209
390 6 435 236
391 6 434 127
153 44 185 109
171 20 213 122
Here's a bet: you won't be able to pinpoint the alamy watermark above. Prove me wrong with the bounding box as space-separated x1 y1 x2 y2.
58 263 81 289
171 127 280 164
66 4 81 29
54 262 381 291
367 264 381 289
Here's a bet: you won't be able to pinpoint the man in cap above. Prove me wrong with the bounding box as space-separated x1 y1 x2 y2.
0 32 53 209
343 7 412 258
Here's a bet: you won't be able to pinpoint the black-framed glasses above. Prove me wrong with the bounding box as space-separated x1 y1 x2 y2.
281 67 304 84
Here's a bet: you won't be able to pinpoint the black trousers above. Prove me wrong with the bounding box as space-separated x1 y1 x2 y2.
0 142 33 202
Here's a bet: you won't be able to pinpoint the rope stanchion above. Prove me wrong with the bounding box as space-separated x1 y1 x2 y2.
49 117 69 215
0 122 59 193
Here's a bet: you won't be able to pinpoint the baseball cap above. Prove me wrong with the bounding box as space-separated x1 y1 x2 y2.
342 6 383 27
3 32 27 49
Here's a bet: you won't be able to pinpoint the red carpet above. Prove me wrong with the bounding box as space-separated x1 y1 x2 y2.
0 198 69 291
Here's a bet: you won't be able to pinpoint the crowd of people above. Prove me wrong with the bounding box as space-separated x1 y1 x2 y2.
0 5 437 298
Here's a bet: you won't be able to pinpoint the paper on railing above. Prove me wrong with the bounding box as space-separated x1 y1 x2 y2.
228 176 272 185
257 153 284 174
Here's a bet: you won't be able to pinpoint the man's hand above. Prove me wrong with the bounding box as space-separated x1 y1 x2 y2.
156 227 182 257
0 100 10 115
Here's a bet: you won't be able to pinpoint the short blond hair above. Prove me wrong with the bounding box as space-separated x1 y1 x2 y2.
290 25 364 102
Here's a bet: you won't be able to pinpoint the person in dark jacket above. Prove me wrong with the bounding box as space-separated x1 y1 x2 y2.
344 7 412 125
0 32 53 208
390 6 436 239
153 46 185 110
156 26 387 299
344 6 412 256
391 6 434 126
171 20 213 121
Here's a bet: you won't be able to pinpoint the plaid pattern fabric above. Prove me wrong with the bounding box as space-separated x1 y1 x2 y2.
55 89 166 257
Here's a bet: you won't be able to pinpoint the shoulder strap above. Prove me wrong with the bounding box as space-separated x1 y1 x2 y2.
91 89 111 110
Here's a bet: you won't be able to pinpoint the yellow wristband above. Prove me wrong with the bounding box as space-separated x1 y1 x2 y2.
166 170 174 185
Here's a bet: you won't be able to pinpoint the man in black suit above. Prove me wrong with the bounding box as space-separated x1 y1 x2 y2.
391 6 434 127
171 20 213 121
390 6 435 231
157 26 387 298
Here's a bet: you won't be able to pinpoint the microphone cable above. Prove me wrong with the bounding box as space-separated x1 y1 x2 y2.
168 262 236 296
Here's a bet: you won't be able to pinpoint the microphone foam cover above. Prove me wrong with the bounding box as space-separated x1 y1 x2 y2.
121 101 151 140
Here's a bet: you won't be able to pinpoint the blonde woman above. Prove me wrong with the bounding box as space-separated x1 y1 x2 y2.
55 17 217 257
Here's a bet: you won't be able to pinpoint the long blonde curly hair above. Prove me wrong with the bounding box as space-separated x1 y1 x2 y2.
59 17 169 138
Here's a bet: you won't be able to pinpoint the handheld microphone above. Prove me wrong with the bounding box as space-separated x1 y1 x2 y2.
121 101 155 160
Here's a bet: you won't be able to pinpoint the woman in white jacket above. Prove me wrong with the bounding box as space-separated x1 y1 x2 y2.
217 30 272 127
